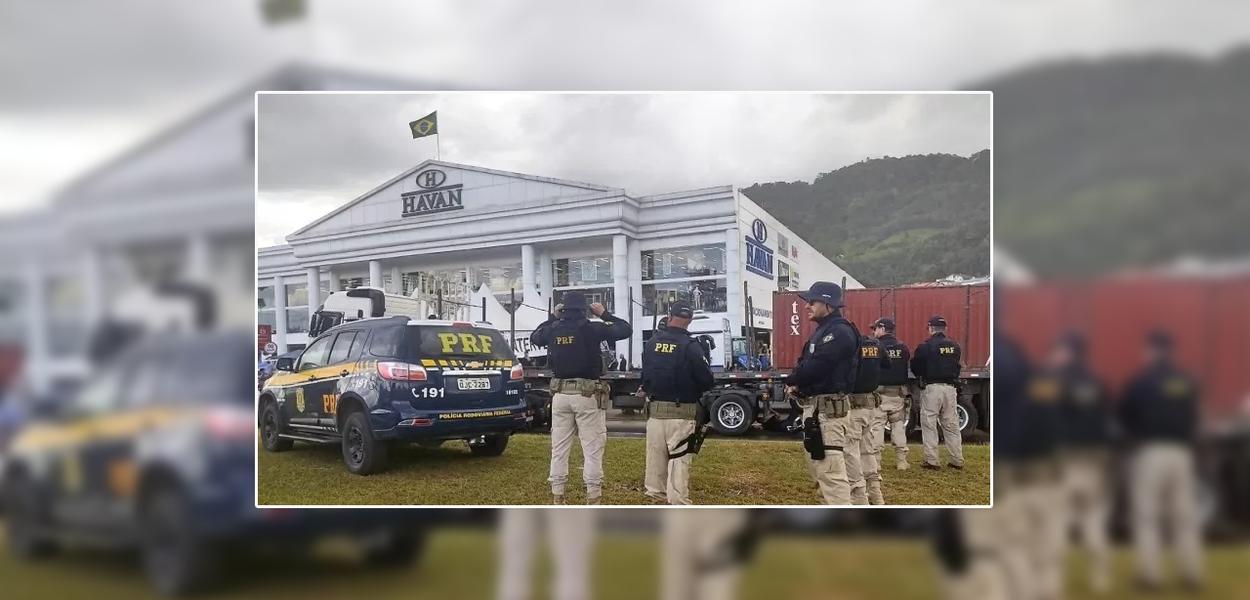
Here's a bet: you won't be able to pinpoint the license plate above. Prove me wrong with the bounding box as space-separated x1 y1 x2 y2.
456 377 491 391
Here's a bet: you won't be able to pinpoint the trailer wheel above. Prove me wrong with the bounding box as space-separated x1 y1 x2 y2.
956 399 978 434
709 394 753 436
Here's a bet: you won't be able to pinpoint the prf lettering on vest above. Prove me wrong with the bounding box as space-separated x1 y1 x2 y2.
888 349 902 358
861 346 880 358
437 332 496 354
556 335 576 345
655 343 677 353
939 347 957 355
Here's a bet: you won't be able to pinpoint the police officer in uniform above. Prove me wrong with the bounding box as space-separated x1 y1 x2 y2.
530 291 632 504
783 281 859 505
641 300 715 505
910 315 964 470
846 325 890 505
872 318 912 470
1052 332 1114 593
1119 331 1203 591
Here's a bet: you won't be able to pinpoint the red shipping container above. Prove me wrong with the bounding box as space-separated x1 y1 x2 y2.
1001 276 1250 419
772 284 990 372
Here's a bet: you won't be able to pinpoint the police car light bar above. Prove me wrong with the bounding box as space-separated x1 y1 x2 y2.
377 361 428 381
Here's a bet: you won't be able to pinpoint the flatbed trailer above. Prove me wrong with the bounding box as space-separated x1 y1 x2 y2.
522 365 990 437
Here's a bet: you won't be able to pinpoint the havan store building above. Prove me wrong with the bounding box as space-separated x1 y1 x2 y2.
257 160 862 366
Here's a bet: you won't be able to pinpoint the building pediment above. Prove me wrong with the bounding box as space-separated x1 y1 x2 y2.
288 161 625 241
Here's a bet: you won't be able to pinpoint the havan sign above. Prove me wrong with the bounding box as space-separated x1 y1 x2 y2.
401 169 464 217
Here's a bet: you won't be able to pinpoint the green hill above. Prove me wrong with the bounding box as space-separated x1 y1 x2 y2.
982 46 1250 275
743 150 990 287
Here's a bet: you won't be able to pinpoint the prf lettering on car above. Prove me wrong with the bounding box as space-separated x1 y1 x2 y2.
437 332 495 354
861 346 880 358
655 343 678 353
939 347 957 355
555 335 575 345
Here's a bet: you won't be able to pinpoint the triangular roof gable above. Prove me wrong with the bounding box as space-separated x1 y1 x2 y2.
51 61 442 205
288 160 623 239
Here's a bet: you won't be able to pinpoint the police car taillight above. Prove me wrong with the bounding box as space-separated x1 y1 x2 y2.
452 321 473 328
377 361 428 381
510 362 524 380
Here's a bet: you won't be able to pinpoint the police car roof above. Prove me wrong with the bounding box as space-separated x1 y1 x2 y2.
404 318 498 330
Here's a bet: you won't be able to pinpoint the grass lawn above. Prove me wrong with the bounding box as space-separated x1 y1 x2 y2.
258 433 989 505
2 526 1247 600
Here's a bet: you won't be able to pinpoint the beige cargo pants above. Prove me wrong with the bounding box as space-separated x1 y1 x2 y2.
497 508 597 600
920 383 963 467
1130 442 1204 587
645 417 698 505
876 386 910 469
943 461 1063 600
800 401 851 505
1061 449 1112 592
548 391 607 500
846 396 883 505
661 508 749 600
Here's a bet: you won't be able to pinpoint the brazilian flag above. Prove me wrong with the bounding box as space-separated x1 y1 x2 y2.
409 111 438 139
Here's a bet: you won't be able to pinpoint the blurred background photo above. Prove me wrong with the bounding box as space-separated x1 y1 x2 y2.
0 0 1248 598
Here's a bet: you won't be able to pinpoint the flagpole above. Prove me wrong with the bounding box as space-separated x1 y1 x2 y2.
436 133 441 161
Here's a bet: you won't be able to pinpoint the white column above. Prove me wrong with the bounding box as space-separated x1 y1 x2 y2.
627 238 643 368
326 268 341 292
187 234 211 283
520 244 538 307
612 235 629 360
273 275 288 354
389 265 402 294
724 228 743 340
538 249 553 306
368 260 383 289
23 262 49 396
83 249 105 327
305 267 321 311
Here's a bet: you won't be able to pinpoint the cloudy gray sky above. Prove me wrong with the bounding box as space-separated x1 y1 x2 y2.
3 0 1249 214
256 92 990 245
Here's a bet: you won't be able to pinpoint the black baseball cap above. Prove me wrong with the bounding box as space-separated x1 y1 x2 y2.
798 281 844 307
560 291 587 311
667 300 694 319
872 317 896 331
928 315 947 327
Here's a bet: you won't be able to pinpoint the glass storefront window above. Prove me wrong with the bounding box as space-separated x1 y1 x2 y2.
642 279 727 316
258 310 277 329
473 263 522 294
286 283 308 307
258 286 275 310
339 277 364 290
286 307 309 334
553 255 612 287
642 244 726 280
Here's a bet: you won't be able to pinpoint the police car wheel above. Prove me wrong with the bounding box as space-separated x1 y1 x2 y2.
141 483 214 596
261 401 293 452
342 411 388 475
468 434 509 457
710 394 753 436
3 472 57 559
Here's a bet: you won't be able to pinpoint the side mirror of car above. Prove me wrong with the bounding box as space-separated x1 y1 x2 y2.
276 357 295 372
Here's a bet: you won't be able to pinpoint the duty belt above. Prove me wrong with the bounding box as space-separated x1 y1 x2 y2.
849 393 880 409
551 377 595 395
798 393 849 419
647 399 697 420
